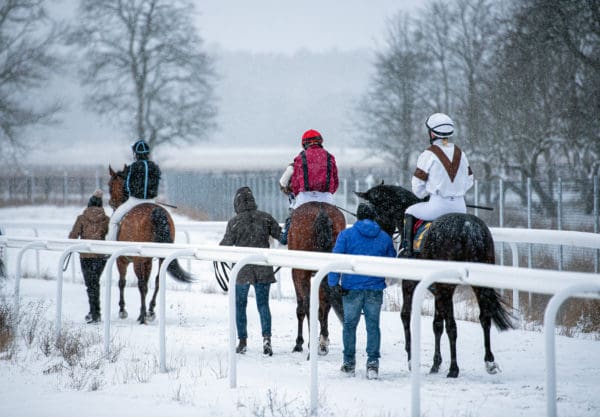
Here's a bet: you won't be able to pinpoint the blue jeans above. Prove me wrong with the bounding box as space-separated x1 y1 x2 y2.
342 289 383 367
236 282 272 340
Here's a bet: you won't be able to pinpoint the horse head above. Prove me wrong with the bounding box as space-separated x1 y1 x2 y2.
108 164 129 209
355 183 422 237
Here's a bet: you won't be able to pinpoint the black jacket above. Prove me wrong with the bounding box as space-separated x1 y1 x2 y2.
127 160 161 199
220 187 282 284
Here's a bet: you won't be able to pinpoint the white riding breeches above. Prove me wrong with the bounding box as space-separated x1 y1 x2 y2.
405 194 466 221
106 196 156 240
292 191 334 209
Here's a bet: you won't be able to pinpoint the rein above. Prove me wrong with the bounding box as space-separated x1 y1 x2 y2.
335 205 356 218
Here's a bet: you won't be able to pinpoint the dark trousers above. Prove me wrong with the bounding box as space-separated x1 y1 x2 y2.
80 257 107 319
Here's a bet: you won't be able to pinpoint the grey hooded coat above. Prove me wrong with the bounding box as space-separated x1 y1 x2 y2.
219 187 282 284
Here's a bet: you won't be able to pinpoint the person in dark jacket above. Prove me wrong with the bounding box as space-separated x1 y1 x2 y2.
107 139 161 240
328 202 396 379
69 189 110 324
220 186 282 356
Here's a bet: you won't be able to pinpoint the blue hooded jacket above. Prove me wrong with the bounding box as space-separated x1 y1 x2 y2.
327 219 396 290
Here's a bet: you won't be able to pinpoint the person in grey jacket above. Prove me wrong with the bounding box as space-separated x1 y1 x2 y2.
220 186 282 356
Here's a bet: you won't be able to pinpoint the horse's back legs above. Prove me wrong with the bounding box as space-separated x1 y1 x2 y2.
133 259 153 324
317 278 332 355
438 285 459 378
472 286 501 374
147 259 162 321
117 257 129 319
292 270 310 352
401 280 417 368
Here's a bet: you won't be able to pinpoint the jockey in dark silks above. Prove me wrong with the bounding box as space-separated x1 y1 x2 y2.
107 139 162 240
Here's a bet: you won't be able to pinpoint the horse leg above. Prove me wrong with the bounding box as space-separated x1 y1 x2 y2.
317 278 331 356
430 291 445 374
292 270 310 352
441 285 459 378
147 260 162 322
473 287 500 374
134 259 152 324
401 280 417 370
117 257 129 319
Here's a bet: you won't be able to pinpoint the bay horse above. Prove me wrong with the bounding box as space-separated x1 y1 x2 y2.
287 202 346 354
108 165 194 324
356 183 513 377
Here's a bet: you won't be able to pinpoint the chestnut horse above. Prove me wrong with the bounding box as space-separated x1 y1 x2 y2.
357 183 514 377
288 202 346 354
108 165 194 324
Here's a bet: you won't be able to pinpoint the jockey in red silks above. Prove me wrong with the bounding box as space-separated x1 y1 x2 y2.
278 129 339 245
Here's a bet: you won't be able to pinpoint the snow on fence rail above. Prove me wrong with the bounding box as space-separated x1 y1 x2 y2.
1 228 600 417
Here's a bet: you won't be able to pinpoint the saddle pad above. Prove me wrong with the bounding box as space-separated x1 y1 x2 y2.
413 220 432 253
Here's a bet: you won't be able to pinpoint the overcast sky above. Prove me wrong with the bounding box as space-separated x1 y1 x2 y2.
196 0 421 53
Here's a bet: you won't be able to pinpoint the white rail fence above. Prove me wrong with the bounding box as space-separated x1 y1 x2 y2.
1 227 600 417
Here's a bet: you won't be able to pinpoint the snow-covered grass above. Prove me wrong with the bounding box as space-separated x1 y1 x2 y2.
1 205 600 417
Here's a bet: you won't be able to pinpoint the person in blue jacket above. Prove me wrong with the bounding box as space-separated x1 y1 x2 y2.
328 202 396 380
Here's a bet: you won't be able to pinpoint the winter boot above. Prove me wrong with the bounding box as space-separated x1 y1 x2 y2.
85 312 92 322
340 363 356 377
279 216 292 245
398 214 416 258
236 338 247 354
366 362 379 380
263 337 273 356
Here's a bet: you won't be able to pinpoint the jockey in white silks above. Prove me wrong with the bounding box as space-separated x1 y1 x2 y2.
106 139 162 241
399 113 474 257
278 129 339 245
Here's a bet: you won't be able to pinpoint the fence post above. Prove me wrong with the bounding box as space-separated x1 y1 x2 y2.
557 178 563 271
309 261 354 416
594 175 598 273
527 177 532 308
544 283 600 417
499 178 504 267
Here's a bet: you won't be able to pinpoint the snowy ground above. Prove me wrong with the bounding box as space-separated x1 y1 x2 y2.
1 206 599 417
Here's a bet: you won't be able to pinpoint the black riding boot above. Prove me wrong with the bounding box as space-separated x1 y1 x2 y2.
279 216 292 245
399 214 416 258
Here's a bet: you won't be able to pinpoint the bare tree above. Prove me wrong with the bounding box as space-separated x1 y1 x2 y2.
0 0 61 160
355 14 430 176
69 0 217 149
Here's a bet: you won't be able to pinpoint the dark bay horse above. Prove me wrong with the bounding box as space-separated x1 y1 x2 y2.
356 183 513 377
108 165 194 324
288 202 346 354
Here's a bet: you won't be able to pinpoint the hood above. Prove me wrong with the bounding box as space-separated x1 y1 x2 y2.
354 219 381 238
233 187 257 214
83 206 107 221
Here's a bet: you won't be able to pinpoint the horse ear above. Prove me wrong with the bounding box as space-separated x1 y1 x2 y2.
109 165 115 176
123 163 127 172
380 180 385 185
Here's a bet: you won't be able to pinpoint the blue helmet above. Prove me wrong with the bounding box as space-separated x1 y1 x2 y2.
132 139 150 156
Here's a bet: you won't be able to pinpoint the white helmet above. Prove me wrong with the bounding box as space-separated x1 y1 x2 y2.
426 113 454 138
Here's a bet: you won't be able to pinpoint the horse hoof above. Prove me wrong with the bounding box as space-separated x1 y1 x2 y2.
147 312 156 322
485 361 501 374
407 360 411 371
447 368 459 378
292 345 303 353
429 364 440 374
119 311 128 319
318 345 329 356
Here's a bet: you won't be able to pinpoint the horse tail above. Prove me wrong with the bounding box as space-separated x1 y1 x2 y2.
321 277 344 322
151 207 194 283
0 258 5 279
314 208 333 252
478 287 515 331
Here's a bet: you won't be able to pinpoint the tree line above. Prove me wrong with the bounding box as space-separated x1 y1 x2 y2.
356 0 600 215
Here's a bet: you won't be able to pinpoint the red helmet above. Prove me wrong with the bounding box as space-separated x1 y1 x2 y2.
301 129 323 148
